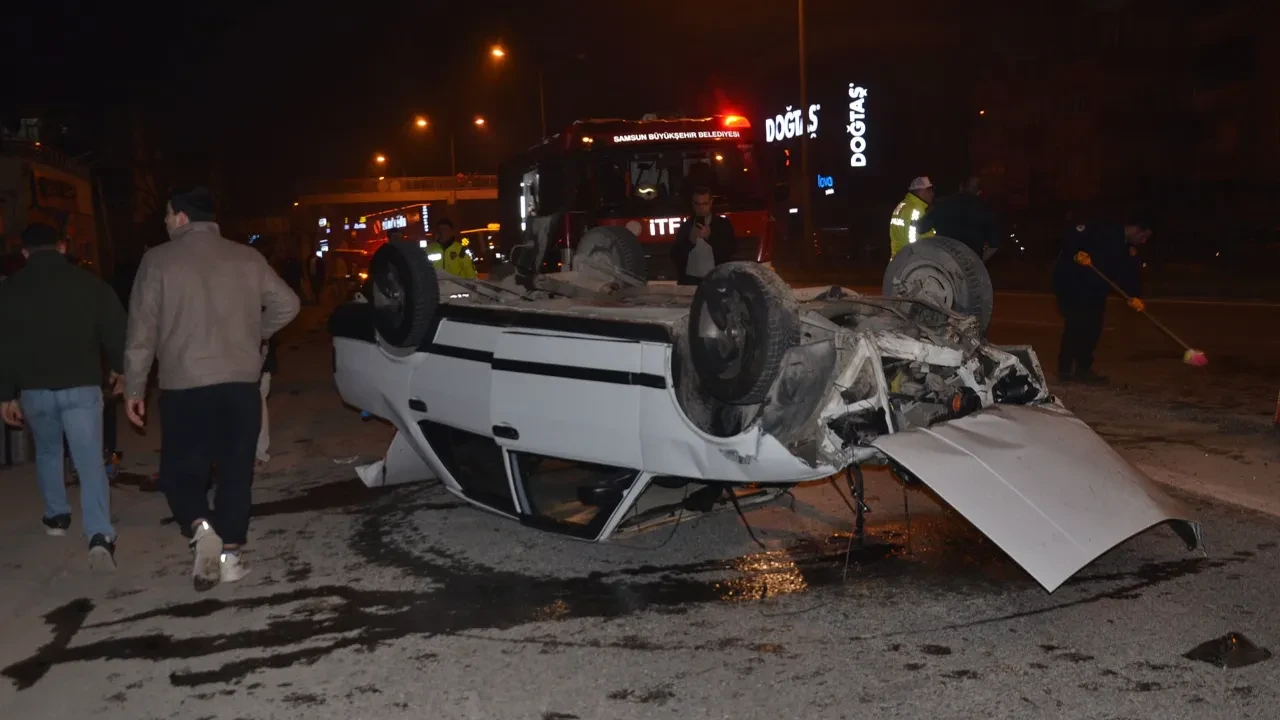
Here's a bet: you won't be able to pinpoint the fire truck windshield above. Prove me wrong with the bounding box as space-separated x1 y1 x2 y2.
592 143 764 218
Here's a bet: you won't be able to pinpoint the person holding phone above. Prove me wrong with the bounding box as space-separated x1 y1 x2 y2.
670 186 737 285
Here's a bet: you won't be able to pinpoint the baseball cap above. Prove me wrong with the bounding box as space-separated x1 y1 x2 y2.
909 176 933 191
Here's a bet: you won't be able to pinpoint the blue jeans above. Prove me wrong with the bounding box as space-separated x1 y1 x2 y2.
20 387 115 540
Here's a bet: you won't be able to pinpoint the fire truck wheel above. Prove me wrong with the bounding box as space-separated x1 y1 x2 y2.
882 236 993 331
369 241 439 348
573 225 647 283
689 262 800 405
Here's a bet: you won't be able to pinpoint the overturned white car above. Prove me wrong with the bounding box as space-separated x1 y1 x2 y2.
329 225 1201 593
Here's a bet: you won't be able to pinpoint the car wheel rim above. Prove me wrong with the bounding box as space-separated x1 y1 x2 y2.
697 287 753 379
899 263 955 308
373 264 406 325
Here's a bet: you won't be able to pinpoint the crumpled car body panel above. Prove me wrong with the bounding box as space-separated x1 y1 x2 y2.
872 403 1202 592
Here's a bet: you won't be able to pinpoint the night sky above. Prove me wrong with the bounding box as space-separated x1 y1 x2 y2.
2 1 987 209
5 0 1267 229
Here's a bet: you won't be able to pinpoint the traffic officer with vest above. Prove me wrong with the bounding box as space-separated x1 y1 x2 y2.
1051 214 1150 384
889 176 935 258
424 218 477 279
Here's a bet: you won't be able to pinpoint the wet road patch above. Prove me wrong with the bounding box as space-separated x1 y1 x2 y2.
1 474 1261 699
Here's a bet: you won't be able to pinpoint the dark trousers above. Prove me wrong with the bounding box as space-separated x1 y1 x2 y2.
159 382 260 545
1056 294 1107 375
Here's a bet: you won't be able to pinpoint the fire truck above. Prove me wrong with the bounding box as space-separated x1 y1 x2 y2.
497 114 774 280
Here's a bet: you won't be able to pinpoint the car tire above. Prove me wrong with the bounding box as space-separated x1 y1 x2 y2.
689 262 799 405
882 236 993 330
369 241 439 348
573 225 647 281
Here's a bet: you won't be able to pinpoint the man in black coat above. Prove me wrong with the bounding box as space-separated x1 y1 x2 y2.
917 175 1000 260
1051 215 1150 384
670 187 736 285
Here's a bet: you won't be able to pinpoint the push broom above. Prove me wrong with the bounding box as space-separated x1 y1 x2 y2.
1074 251 1209 367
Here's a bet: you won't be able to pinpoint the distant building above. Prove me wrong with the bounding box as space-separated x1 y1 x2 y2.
972 1 1280 257
1 120 99 269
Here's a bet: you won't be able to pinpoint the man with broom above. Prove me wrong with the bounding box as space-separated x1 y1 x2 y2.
1052 214 1151 384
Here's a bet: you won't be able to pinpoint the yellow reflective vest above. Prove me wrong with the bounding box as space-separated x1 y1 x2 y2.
425 241 477 279
889 192 935 258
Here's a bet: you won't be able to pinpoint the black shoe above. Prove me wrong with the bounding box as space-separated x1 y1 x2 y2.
42 514 72 536
1057 370 1074 384
88 534 117 572
1074 369 1109 385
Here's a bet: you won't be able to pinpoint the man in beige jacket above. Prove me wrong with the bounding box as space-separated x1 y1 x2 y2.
124 186 299 591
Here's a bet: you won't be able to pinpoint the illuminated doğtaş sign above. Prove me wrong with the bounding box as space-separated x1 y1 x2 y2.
611 130 742 144
847 84 868 168
764 104 820 143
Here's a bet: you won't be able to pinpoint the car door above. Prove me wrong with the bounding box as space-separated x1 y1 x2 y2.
490 327 656 538
410 314 517 515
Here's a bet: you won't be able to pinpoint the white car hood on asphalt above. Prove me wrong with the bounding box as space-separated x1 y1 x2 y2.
872 403 1203 592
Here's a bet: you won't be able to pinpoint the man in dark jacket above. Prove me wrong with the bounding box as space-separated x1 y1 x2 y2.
670 187 736 285
0 223 127 570
1051 216 1150 384
917 175 1000 260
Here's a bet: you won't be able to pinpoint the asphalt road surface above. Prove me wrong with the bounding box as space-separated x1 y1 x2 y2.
1 293 1277 720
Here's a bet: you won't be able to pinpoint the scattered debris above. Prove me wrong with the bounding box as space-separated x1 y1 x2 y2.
1184 632 1272 669
282 691 326 706
333 456 361 465
607 685 675 705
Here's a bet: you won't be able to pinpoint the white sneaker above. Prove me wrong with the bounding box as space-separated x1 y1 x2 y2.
219 550 250 584
190 521 223 592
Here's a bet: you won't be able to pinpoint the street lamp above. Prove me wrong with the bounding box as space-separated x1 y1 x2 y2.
411 115 487 176
374 154 386 164
488 44 546 139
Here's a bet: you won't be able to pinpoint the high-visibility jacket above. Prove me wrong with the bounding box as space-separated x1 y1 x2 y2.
425 241 477 279
889 192 934 258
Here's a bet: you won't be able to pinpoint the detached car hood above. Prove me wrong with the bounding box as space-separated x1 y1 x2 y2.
872 404 1202 592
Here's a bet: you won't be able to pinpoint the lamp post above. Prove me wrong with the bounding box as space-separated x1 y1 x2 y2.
798 0 814 260
490 44 546 139
413 115 488 176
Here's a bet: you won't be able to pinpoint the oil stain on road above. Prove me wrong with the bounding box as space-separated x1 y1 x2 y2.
0 478 1246 693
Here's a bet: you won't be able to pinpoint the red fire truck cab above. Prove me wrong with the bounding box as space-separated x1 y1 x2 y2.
497 114 774 280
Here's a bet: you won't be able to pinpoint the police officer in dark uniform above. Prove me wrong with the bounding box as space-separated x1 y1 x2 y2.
1051 215 1151 384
